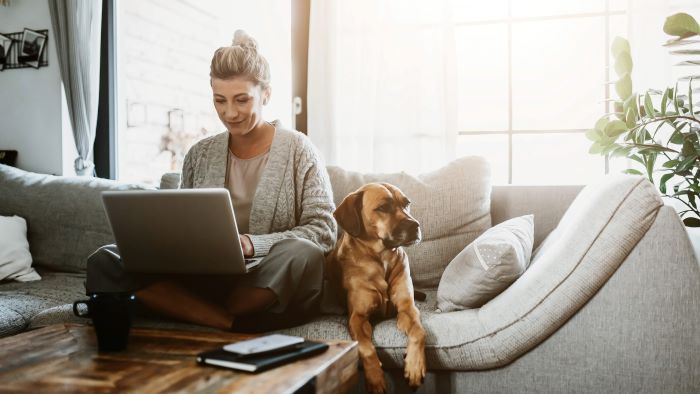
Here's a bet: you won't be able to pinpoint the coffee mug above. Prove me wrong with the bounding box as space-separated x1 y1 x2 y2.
73 293 136 352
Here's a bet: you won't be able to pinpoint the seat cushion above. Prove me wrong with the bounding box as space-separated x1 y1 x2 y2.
0 164 150 273
327 156 492 287
0 271 86 337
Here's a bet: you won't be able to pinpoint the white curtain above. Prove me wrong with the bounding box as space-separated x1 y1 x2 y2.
49 0 102 176
307 0 457 174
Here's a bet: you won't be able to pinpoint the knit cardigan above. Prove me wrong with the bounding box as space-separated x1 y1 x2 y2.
179 125 337 256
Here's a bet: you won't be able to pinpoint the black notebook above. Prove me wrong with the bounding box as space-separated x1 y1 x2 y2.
196 341 329 373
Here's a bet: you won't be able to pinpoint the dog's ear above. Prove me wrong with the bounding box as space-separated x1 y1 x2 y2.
334 191 364 237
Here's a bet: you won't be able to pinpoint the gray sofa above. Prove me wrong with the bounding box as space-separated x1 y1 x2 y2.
1 162 699 393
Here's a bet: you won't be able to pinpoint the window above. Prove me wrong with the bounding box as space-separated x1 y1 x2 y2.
453 0 628 184
115 0 292 185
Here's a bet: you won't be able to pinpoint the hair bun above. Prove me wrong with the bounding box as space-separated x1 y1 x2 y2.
232 29 258 50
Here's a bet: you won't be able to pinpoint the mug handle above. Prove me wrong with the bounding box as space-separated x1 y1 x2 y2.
73 300 91 318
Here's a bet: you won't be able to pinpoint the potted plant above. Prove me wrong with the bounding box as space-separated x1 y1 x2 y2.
587 12 700 227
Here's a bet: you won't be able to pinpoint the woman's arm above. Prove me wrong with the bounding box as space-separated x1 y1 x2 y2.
246 140 337 256
179 147 196 189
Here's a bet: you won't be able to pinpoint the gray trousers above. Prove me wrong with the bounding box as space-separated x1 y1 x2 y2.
85 238 325 332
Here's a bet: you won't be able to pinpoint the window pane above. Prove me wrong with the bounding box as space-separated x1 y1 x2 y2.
456 24 509 131
511 0 606 18
450 0 509 23
511 17 606 130
456 134 509 184
117 0 291 185
512 133 604 184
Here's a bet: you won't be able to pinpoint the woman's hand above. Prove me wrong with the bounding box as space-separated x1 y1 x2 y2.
240 234 255 257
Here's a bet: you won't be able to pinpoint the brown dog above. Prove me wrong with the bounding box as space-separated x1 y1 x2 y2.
326 182 426 393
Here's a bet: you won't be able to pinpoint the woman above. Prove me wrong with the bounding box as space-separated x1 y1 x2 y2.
86 30 337 332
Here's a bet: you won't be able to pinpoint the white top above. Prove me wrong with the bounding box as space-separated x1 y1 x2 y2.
225 148 270 234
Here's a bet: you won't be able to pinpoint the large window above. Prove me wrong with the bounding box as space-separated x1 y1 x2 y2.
115 0 292 185
452 0 629 184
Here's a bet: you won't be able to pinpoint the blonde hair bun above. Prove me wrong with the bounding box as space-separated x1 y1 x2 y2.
232 29 258 51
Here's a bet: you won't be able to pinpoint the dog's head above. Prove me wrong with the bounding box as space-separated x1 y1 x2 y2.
334 182 421 248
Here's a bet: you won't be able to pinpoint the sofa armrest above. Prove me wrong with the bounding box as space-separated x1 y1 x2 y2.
491 185 583 248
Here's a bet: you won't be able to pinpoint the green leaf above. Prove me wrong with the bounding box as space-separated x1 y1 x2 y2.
594 116 609 132
611 146 632 157
604 120 628 138
643 92 656 118
616 73 633 100
630 154 644 165
614 52 634 77
661 88 669 115
623 168 644 176
589 142 605 154
625 106 637 129
683 217 700 227
659 173 674 194
663 13 700 38
690 77 695 115
678 154 698 172
585 129 602 142
611 36 631 58
664 159 680 168
614 101 625 120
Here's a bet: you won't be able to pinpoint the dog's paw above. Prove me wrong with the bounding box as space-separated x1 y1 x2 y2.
404 350 426 388
365 367 386 394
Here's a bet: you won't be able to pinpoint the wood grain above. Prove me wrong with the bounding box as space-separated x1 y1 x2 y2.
0 324 358 394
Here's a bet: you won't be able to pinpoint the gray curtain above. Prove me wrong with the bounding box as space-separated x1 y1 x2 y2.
48 0 102 176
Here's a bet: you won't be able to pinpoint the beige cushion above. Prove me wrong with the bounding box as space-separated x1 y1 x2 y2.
326 157 492 287
437 215 534 312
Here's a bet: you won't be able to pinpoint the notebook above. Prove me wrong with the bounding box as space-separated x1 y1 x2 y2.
196 341 329 373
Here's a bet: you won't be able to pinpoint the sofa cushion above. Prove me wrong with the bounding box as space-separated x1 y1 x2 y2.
0 215 40 282
0 271 86 337
437 214 534 312
0 164 150 273
327 157 492 287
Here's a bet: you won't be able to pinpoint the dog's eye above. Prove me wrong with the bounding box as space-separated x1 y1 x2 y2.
376 204 391 213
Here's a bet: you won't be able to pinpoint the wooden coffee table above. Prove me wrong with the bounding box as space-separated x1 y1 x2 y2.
0 324 358 393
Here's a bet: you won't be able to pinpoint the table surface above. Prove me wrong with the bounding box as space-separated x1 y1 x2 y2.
0 324 358 394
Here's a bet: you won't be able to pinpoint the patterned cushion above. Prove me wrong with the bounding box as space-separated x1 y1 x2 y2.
326 157 492 287
0 271 86 337
0 164 150 273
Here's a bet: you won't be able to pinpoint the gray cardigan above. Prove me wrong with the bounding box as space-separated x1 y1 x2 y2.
179 125 337 256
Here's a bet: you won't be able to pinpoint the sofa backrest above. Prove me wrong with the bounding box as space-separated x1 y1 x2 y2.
0 164 151 273
491 185 583 248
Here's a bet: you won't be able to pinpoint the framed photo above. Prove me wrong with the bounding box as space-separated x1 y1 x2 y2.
18 28 47 69
0 33 14 71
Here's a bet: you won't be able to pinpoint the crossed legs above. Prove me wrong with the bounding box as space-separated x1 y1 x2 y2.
135 281 276 330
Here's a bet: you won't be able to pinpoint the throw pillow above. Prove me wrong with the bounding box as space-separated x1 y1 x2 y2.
436 214 534 312
0 215 41 282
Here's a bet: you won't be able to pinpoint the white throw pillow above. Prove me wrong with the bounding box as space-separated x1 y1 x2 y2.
0 215 40 282
437 215 534 312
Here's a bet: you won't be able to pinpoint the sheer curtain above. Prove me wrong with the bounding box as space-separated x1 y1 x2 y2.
307 0 457 174
49 0 102 176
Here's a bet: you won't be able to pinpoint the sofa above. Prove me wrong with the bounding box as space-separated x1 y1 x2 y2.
1 161 699 393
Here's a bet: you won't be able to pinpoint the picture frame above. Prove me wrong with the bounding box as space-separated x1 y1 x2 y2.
0 33 14 71
18 28 47 69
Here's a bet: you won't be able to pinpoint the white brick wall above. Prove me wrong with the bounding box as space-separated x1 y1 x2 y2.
117 0 292 185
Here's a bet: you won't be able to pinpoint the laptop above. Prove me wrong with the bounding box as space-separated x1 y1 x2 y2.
101 188 262 274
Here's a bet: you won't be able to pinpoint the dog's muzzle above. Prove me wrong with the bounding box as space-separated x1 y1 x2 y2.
385 218 422 248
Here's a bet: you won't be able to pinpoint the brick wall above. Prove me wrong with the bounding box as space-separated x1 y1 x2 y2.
117 0 291 185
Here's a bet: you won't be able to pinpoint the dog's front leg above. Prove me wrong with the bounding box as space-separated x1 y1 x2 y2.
348 308 385 393
390 280 426 388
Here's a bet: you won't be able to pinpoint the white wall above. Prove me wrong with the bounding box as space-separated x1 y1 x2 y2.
0 0 72 175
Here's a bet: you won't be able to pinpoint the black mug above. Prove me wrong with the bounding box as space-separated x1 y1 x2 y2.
73 293 136 352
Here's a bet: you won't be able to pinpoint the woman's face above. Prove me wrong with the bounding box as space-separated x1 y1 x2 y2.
212 77 270 136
